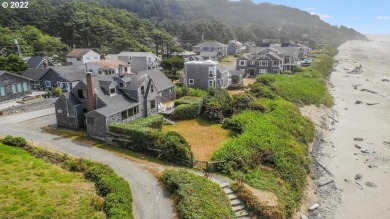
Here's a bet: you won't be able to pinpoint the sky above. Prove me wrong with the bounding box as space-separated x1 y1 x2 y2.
250 0 390 34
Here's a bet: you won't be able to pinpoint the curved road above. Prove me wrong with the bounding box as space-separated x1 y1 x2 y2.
0 109 175 219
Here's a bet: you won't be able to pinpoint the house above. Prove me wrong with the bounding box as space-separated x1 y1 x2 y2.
200 51 219 61
114 52 161 73
236 51 283 77
138 69 175 104
85 60 131 75
244 41 256 51
193 41 228 58
0 71 31 102
272 47 301 71
66 49 101 66
281 41 311 60
229 70 243 88
227 40 246 55
25 56 56 69
23 66 85 92
184 60 231 90
173 51 197 58
55 70 174 139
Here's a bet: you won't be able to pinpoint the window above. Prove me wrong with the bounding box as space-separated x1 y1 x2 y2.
128 108 135 117
88 69 93 73
0 86 5 96
110 87 116 94
124 67 128 72
22 82 28 92
119 82 124 87
169 88 172 93
250 61 255 65
121 110 128 120
284 58 290 63
188 79 194 85
259 69 268 73
128 57 132 61
78 89 86 99
260 61 268 66
208 67 214 78
98 71 102 75
273 69 279 73
150 100 156 109
87 117 95 124
76 58 81 61
17 83 22 92
239 60 246 66
12 84 17 93
140 85 145 94
57 109 64 114
45 81 51 88
221 78 224 85
150 84 154 92
208 80 214 87
134 106 139 115
273 60 279 66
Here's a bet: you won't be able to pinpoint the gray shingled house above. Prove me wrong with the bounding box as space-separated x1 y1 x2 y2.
54 71 173 139
184 60 231 90
23 66 85 92
138 69 175 104
25 56 55 69
236 51 283 77
193 41 228 58
0 71 32 102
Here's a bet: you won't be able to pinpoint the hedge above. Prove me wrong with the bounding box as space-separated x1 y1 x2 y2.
1 135 134 219
109 115 193 165
161 170 234 219
170 96 203 120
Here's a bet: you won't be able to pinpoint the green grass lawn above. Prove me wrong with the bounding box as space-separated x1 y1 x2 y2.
220 55 237 66
163 117 233 160
0 143 105 219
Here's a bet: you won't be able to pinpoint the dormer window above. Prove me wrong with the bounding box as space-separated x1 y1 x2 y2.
110 87 116 94
119 82 124 87
150 84 154 92
141 85 145 95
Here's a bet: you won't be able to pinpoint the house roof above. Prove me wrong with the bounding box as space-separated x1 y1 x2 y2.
217 64 229 73
118 51 156 57
62 92 81 106
87 60 128 70
229 70 241 76
26 56 54 69
22 68 50 81
175 51 197 56
93 99 138 117
66 49 96 58
0 71 32 80
51 66 86 82
138 69 174 92
273 47 300 56
200 51 218 58
194 41 227 48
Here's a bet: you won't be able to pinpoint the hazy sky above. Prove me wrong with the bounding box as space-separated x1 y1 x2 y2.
252 0 390 34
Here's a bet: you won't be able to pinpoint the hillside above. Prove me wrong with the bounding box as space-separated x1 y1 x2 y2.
88 0 367 46
0 0 179 56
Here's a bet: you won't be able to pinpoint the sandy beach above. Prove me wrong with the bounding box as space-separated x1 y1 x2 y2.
299 35 390 219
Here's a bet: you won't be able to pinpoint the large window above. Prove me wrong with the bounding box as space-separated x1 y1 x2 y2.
0 86 5 96
22 82 28 92
284 58 290 63
208 67 214 78
17 83 22 92
78 89 86 99
273 60 279 66
260 61 268 66
11 84 17 93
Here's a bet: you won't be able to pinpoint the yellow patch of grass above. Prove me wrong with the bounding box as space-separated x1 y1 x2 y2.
162 118 233 160
220 55 236 66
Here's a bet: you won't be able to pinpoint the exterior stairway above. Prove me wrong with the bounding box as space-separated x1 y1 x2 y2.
220 183 250 219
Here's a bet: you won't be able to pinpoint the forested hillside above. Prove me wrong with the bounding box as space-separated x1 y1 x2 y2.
0 0 179 57
79 0 367 46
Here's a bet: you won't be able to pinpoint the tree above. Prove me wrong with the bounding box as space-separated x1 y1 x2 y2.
161 56 184 81
0 54 28 74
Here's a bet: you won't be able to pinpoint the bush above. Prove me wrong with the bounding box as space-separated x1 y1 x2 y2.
161 170 234 219
109 115 193 165
170 96 203 120
51 87 62 97
2 135 28 147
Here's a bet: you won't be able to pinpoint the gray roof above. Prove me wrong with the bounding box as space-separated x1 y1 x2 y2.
118 51 155 57
51 66 86 82
26 56 54 69
200 51 218 57
62 92 81 105
126 74 148 90
0 71 32 80
273 47 300 56
194 41 227 48
93 96 138 117
229 70 241 76
22 68 50 81
138 69 174 92
217 64 229 73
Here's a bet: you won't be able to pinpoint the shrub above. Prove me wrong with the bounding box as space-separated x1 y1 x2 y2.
170 96 203 120
161 170 234 219
51 87 62 97
2 135 28 147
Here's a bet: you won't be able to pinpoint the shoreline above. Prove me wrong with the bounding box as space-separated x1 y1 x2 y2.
298 38 390 219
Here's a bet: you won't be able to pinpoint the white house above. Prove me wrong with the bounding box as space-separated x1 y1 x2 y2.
66 49 101 66
113 52 161 73
85 60 131 75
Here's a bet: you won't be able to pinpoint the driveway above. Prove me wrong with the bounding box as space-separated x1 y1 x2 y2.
0 109 176 219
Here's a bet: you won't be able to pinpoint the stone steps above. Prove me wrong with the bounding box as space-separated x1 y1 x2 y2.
217 182 250 218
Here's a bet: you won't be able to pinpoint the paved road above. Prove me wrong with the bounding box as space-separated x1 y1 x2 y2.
0 110 176 219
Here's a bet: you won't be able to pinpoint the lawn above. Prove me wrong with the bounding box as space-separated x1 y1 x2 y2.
220 55 236 66
163 118 233 160
0 143 104 219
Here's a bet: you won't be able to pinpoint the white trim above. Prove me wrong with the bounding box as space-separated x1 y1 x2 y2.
188 79 194 85
239 60 246 66
45 81 51 87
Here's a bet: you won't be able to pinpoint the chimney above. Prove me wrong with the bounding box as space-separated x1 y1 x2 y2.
86 73 96 112
118 64 124 77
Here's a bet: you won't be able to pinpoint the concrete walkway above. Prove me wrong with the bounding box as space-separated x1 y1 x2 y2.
0 113 176 219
